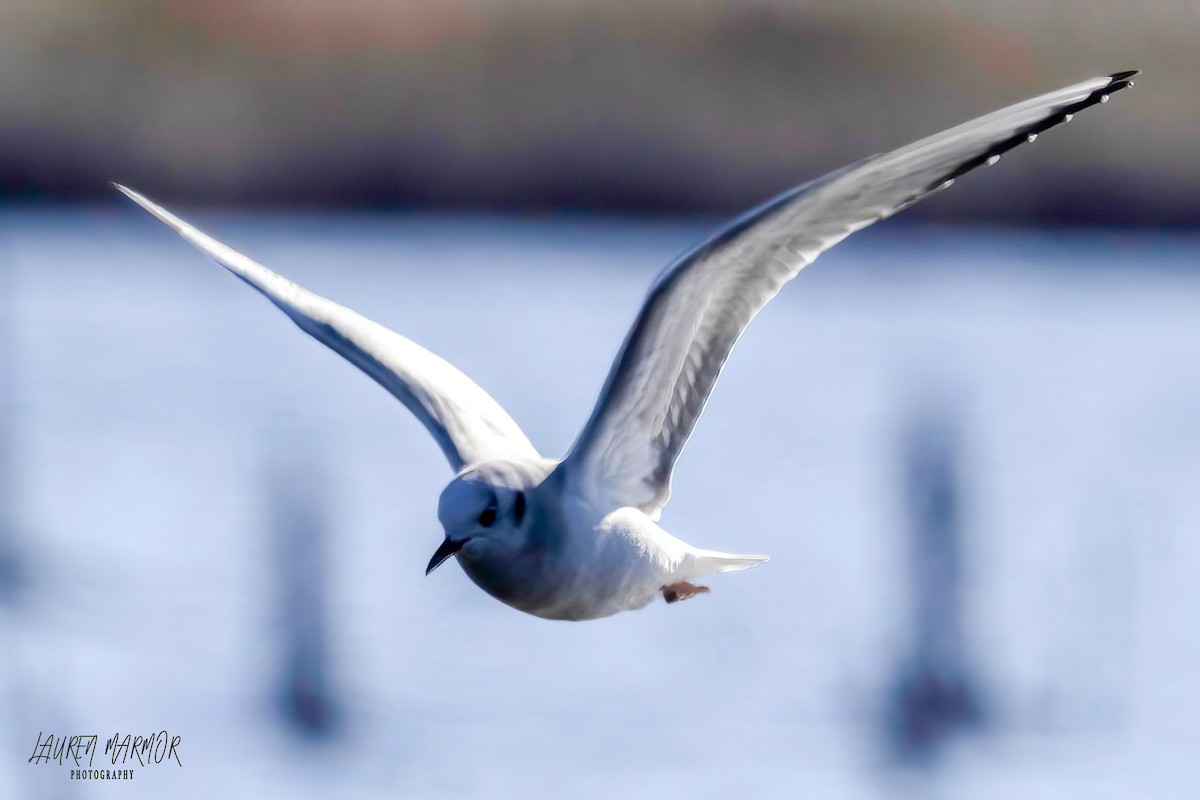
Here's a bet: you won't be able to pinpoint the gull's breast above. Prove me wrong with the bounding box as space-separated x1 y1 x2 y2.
462 507 681 621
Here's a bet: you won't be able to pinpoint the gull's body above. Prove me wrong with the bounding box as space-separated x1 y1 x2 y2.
116 72 1136 621
438 458 762 619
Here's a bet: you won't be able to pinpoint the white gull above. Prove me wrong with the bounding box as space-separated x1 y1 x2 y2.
115 71 1136 620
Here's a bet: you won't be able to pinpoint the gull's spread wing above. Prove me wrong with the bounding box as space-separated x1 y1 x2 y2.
563 71 1138 519
115 185 539 471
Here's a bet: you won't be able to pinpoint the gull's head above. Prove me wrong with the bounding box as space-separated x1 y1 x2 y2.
426 460 547 576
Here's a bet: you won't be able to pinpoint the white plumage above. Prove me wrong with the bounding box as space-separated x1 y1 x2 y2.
116 71 1135 620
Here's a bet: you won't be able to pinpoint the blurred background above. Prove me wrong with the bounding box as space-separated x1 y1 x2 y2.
2 1 1199 798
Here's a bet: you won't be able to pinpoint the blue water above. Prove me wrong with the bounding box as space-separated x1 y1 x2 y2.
2 208 1200 798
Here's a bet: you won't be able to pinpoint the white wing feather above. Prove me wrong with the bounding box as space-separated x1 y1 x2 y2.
115 185 539 471
563 71 1137 519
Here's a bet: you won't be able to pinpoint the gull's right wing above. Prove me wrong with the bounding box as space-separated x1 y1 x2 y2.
115 185 539 472
561 71 1138 520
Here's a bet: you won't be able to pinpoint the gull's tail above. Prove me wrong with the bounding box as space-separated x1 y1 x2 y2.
688 548 770 578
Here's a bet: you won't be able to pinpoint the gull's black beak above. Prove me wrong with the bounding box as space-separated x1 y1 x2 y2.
425 538 465 576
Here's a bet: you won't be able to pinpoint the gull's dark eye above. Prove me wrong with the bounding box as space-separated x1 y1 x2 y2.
513 492 526 524
478 504 497 528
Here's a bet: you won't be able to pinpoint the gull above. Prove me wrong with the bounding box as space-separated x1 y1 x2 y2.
115 71 1136 621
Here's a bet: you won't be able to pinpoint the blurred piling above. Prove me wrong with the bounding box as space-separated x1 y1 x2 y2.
884 402 984 762
265 429 340 739
0 250 24 610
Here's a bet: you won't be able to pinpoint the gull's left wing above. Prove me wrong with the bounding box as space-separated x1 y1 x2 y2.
115 185 539 472
562 71 1137 520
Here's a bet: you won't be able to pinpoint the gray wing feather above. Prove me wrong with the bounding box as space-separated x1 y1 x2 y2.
115 185 539 471
564 71 1137 518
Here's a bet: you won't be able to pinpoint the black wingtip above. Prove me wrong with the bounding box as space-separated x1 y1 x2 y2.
1106 70 1140 93
923 71 1139 194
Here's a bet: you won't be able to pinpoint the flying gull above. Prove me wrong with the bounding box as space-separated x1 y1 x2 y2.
115 71 1136 620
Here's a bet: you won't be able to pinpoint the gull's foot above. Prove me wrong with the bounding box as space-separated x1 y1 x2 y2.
662 581 710 604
